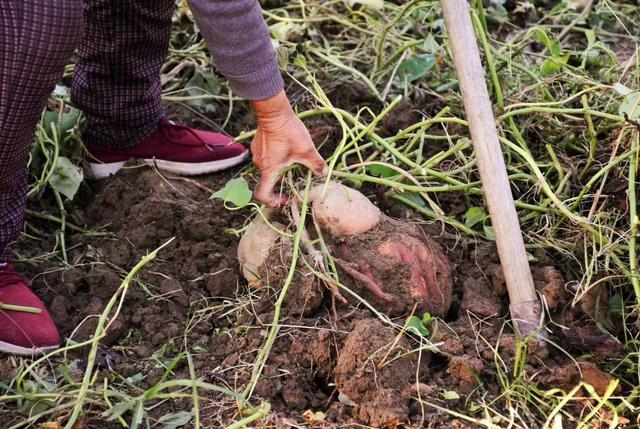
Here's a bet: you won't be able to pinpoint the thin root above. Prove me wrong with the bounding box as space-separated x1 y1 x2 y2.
333 257 394 302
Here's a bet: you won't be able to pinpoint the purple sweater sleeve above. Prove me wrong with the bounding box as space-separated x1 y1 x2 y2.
188 0 285 101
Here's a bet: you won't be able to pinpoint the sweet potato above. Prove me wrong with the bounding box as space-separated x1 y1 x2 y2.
328 217 453 317
310 181 453 317
237 217 286 285
309 181 381 236
237 216 323 315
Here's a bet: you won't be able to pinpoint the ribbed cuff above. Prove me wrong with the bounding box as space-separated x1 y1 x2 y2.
225 53 285 101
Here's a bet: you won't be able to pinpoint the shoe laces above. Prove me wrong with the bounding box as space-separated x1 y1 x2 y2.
158 118 210 148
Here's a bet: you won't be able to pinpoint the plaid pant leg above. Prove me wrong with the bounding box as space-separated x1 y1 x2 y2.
0 0 82 263
71 0 175 149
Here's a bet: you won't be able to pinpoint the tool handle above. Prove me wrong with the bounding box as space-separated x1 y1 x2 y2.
441 0 542 336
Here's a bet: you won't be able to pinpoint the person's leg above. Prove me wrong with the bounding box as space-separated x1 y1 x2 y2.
72 0 249 178
0 0 82 355
0 0 82 264
71 0 174 149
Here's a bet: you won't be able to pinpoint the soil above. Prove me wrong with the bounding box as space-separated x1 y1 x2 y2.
1 144 624 428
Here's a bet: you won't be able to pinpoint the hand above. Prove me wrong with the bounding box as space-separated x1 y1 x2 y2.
250 90 327 207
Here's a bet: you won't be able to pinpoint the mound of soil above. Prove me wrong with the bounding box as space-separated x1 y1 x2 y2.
335 318 418 428
4 166 622 428
23 169 246 350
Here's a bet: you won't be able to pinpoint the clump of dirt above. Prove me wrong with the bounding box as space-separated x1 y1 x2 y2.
538 361 618 397
335 318 417 428
23 168 249 350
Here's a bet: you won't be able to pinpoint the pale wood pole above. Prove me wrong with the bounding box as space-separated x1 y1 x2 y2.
440 0 543 337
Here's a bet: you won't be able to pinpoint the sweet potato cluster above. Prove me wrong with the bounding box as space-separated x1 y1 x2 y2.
238 182 453 317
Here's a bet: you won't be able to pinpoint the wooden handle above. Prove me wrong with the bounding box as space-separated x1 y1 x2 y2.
440 0 542 336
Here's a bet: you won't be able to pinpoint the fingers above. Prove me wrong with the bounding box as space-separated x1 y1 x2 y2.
255 167 288 208
255 151 327 207
297 149 328 177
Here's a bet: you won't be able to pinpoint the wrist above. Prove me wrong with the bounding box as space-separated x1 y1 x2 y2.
251 90 295 124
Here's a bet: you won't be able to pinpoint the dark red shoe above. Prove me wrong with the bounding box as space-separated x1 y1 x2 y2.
86 119 249 178
0 266 60 355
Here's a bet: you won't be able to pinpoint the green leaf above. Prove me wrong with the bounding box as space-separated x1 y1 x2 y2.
535 28 562 56
293 55 308 69
397 53 436 84
125 372 145 386
103 400 137 419
276 45 289 70
539 55 569 75
422 34 440 53
585 29 596 47
619 92 640 119
367 164 396 178
608 292 624 316
270 21 304 42
441 390 461 400
463 207 486 228
42 105 81 135
186 70 221 113
158 411 193 429
486 1 509 24
212 178 253 208
535 28 552 50
405 315 429 337
401 192 429 210
483 224 496 241
613 83 632 96
48 156 83 200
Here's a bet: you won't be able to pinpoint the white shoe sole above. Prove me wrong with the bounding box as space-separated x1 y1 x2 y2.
88 150 250 179
0 340 59 356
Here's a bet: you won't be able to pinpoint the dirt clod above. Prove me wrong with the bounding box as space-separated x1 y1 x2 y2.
335 318 414 428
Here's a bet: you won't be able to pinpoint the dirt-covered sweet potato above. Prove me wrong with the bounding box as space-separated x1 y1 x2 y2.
310 181 453 317
238 181 453 318
237 217 286 285
237 217 323 315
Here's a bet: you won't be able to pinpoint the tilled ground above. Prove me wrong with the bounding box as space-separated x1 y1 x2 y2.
1 161 622 428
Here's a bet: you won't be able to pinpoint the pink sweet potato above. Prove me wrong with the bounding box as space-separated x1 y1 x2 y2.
310 181 453 317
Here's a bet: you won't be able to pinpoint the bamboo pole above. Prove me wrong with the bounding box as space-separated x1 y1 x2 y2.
440 0 543 337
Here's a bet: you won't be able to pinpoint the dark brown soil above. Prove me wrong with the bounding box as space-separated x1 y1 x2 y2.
1 161 623 428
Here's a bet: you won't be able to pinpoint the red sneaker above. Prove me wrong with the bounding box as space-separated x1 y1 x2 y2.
86 119 249 178
0 266 60 356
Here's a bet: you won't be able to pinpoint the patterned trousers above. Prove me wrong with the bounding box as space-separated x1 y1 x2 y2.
0 0 174 262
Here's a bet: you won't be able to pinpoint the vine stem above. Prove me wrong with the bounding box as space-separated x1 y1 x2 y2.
629 132 640 305
64 238 175 429
241 172 312 401
223 402 271 429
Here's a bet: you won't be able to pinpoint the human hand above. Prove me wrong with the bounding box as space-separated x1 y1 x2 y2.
250 90 327 207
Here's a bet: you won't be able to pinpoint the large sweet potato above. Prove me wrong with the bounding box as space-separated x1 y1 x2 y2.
310 181 453 317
